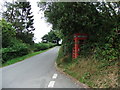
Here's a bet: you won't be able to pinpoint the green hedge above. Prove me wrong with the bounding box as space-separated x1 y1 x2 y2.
2 42 55 64
34 42 55 51
2 42 30 63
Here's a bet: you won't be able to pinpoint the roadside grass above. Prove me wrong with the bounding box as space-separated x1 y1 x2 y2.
56 47 119 88
2 48 51 67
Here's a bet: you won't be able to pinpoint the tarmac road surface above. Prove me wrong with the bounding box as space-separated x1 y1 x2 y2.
2 46 82 88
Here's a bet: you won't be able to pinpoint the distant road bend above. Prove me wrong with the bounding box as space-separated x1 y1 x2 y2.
2 46 82 88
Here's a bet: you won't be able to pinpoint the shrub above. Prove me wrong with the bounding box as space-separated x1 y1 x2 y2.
34 42 55 51
1 19 16 48
2 39 30 63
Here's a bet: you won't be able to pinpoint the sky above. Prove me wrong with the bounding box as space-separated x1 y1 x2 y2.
29 0 52 43
0 0 52 43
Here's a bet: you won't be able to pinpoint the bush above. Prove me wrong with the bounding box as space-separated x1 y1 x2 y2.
34 42 55 51
2 39 30 63
1 19 16 48
2 40 55 64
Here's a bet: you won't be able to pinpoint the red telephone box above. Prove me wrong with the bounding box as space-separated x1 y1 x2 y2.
72 33 88 59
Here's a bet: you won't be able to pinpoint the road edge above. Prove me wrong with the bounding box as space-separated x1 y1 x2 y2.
1 47 56 68
55 62 90 88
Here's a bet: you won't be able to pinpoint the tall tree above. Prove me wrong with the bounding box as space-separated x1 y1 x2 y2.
41 30 61 45
3 2 35 45
39 2 120 61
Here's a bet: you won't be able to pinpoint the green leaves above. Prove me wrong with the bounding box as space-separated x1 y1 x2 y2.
39 2 120 61
2 39 30 63
41 30 61 45
1 19 16 48
3 2 35 45
34 42 55 51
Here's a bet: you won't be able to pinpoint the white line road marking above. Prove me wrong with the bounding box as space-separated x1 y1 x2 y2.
52 74 58 79
48 81 55 88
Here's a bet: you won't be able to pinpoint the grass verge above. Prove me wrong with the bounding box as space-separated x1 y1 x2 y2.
56 46 119 88
2 48 51 67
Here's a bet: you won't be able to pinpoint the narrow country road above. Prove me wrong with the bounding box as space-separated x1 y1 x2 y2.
2 46 82 88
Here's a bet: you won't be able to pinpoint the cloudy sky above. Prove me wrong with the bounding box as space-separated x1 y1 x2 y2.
0 0 52 43
29 0 52 43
